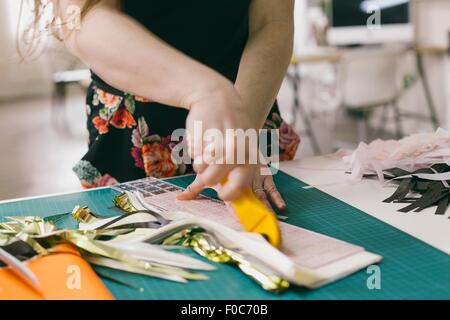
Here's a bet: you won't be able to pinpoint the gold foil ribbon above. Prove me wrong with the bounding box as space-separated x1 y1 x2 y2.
1 193 290 291
116 192 290 292
0 214 208 283
163 228 289 292
64 232 207 281
71 206 99 224
113 193 139 213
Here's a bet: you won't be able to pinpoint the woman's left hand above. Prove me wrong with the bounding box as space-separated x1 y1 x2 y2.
252 168 286 212
178 166 286 212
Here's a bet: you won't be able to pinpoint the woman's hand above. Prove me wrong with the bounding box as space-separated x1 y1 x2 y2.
252 168 286 212
178 164 286 212
177 81 262 202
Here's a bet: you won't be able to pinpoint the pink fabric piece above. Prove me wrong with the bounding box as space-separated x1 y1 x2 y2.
338 128 450 182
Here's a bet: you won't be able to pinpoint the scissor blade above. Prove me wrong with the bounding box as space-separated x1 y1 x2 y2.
0 247 42 292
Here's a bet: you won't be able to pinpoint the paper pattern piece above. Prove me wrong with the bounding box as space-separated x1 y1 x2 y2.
113 177 382 287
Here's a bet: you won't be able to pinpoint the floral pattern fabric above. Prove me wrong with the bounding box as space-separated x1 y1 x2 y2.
73 83 300 188
263 112 301 161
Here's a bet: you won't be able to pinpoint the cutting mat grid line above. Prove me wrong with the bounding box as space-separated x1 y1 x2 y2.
0 173 449 299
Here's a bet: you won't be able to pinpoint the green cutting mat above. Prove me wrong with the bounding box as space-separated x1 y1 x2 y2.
1 172 449 299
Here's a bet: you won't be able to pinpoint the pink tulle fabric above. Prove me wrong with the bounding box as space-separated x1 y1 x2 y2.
337 128 450 181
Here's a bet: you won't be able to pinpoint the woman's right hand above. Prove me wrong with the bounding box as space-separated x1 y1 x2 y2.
177 80 260 202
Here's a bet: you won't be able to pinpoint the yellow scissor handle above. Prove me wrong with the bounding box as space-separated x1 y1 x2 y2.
224 181 282 248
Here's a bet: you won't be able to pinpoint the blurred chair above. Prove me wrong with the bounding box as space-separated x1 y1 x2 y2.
336 47 405 143
336 46 441 145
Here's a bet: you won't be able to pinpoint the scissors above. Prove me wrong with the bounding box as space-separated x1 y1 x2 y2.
0 247 42 293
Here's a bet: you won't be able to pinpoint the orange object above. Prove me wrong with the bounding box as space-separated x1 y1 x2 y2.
0 244 114 300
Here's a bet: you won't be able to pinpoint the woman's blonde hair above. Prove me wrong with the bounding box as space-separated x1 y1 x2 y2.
17 0 100 60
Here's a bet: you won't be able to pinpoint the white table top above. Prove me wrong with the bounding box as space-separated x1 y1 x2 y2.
280 156 450 255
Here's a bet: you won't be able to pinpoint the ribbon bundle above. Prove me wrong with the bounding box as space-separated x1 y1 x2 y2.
0 192 291 292
0 215 211 284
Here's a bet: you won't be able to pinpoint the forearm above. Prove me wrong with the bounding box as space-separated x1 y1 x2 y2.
235 1 294 127
57 1 231 109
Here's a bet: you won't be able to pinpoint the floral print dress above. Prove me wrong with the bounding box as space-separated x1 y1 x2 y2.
73 82 301 188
